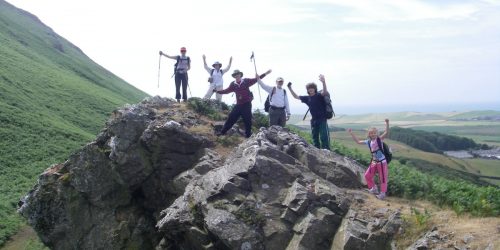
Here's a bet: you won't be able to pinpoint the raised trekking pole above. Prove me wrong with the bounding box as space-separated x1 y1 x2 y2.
157 51 162 88
250 51 262 102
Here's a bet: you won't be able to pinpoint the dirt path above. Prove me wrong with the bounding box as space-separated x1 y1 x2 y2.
1 225 46 250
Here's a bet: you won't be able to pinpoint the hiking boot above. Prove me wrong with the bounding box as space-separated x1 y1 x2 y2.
368 187 379 194
215 131 224 137
176 99 180 103
376 192 386 200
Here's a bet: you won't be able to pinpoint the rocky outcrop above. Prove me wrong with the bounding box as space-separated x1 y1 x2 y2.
331 192 402 250
19 96 401 249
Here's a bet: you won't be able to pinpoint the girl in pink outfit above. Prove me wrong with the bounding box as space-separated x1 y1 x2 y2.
347 119 390 199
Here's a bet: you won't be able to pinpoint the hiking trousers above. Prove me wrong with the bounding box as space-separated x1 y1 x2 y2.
311 119 330 150
269 107 286 127
221 102 252 138
175 73 188 101
365 160 388 193
203 83 223 101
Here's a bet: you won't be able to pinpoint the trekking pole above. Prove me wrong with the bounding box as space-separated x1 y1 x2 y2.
157 52 162 88
303 109 310 121
187 83 192 98
250 51 262 102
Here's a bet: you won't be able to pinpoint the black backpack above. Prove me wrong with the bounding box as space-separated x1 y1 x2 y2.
174 56 190 74
264 87 286 112
368 137 392 163
302 91 335 120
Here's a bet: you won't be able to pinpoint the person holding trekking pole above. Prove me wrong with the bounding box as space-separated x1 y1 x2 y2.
258 76 291 127
214 69 272 138
159 47 191 102
203 55 232 101
287 74 331 150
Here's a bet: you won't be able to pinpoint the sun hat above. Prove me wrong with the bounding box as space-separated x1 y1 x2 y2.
231 69 243 78
276 77 284 82
212 61 222 67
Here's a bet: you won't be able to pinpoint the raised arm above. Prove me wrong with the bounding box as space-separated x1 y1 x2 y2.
256 74 273 93
202 54 211 72
319 74 328 96
222 57 233 73
379 119 390 140
287 82 300 100
347 128 366 145
248 69 272 87
159 51 177 60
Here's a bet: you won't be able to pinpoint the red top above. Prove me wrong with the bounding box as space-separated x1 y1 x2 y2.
217 78 259 105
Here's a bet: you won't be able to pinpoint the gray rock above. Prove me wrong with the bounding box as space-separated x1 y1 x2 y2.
407 228 442 250
331 209 402 250
19 99 387 250
462 233 474 244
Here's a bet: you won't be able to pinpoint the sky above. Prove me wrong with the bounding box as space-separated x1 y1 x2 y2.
7 0 500 114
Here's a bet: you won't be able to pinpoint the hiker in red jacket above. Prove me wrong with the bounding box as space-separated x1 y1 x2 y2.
215 69 271 138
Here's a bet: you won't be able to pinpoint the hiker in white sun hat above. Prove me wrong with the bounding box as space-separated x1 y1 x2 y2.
202 55 232 101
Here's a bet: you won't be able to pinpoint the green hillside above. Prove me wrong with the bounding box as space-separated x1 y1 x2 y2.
0 0 148 245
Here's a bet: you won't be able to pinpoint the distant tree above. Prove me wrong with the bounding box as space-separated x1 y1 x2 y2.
388 126 478 153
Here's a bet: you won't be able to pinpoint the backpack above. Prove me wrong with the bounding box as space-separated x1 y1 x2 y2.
264 87 286 112
323 92 334 119
208 69 223 83
302 91 335 120
368 137 392 163
174 56 190 74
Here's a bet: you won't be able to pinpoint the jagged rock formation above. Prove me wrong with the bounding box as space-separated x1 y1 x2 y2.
19 97 402 249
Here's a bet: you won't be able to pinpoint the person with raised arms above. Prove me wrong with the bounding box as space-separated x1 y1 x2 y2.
287 74 331 150
202 55 232 101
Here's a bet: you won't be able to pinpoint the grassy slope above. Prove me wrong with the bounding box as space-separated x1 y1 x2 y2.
0 0 148 245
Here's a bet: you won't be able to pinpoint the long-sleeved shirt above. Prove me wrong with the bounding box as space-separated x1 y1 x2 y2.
204 64 231 86
217 78 258 105
258 79 290 115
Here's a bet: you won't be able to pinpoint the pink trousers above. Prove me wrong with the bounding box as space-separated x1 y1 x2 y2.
364 160 388 193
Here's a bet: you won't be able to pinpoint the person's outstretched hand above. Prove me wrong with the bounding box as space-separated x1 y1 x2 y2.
319 74 325 83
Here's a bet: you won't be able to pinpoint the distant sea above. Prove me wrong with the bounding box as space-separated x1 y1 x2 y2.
331 102 500 115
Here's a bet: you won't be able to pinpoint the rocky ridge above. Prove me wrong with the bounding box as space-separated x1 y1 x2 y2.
19 97 407 249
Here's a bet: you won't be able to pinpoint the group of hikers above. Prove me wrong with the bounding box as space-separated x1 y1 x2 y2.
160 47 391 200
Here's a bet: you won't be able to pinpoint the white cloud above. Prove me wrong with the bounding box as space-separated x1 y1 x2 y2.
307 0 481 23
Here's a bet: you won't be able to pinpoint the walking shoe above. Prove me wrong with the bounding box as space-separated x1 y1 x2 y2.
368 187 379 194
176 99 180 103
376 192 386 200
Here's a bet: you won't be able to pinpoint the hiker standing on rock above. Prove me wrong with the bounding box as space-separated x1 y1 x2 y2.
288 74 331 150
347 119 390 200
203 55 232 101
258 76 290 126
159 47 191 102
214 69 272 138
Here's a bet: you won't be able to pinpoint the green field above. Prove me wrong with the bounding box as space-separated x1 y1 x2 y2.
291 109 500 186
0 0 148 246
